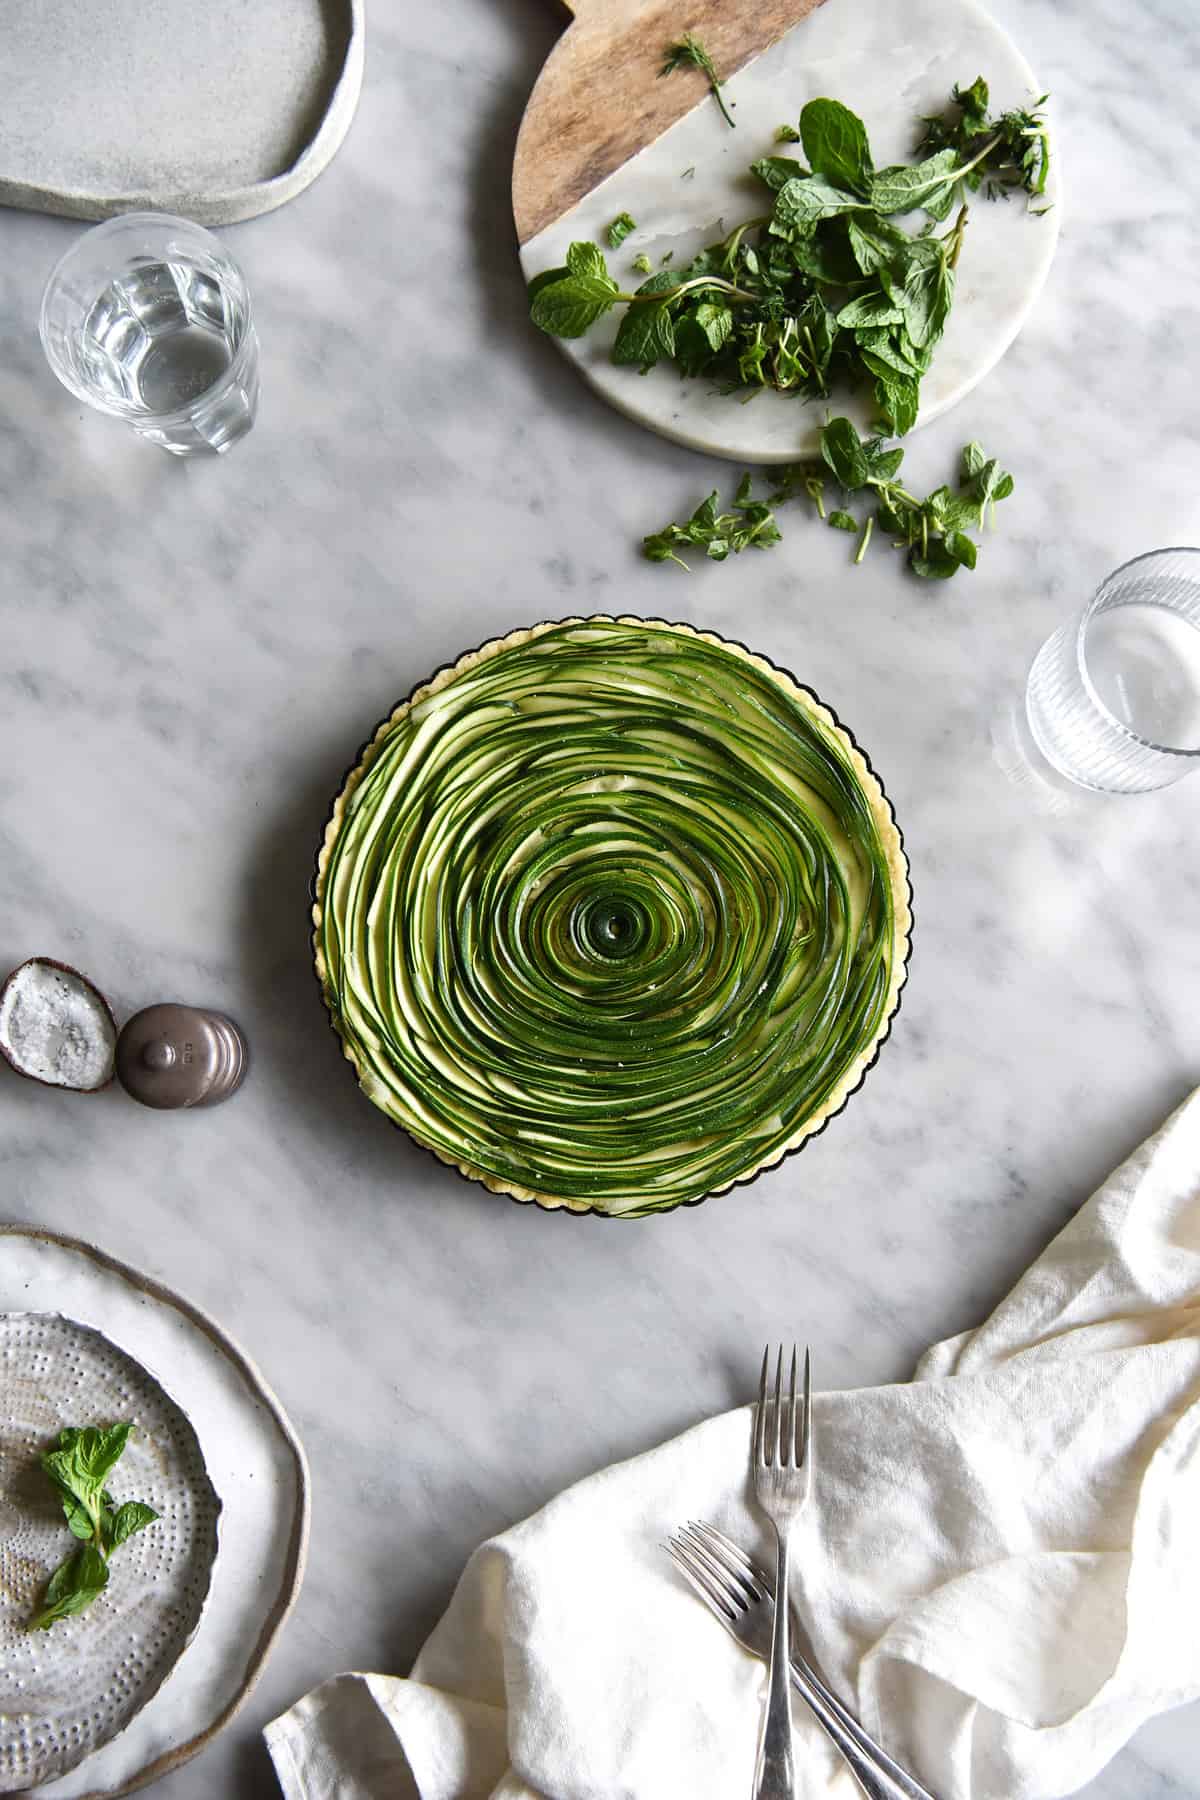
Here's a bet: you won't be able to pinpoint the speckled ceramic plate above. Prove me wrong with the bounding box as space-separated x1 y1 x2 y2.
0 1314 220 1793
0 1228 309 1799
0 0 363 225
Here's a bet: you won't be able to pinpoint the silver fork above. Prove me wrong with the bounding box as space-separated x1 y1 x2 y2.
751 1344 812 1799
666 1522 937 1800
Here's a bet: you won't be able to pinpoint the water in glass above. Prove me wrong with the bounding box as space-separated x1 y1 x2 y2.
40 213 259 457
82 261 238 414
1084 589 1200 749
1025 549 1200 793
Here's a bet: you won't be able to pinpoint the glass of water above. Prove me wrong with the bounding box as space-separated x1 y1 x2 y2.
1025 548 1200 792
40 212 259 456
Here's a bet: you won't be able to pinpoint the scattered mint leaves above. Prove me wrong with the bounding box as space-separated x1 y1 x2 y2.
643 475 781 566
660 34 735 129
529 80 1049 435
642 419 1013 580
28 1423 159 1632
774 123 801 144
814 416 1013 577
606 212 636 249
632 253 653 275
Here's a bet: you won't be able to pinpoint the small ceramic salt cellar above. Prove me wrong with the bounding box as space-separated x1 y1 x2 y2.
116 1005 248 1109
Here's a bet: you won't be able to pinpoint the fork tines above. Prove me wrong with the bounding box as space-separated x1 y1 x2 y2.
754 1343 812 1470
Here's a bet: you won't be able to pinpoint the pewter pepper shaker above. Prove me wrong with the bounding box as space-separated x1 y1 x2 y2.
115 1005 247 1109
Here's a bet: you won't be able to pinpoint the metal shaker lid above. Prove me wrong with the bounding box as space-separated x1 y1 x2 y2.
115 1005 248 1109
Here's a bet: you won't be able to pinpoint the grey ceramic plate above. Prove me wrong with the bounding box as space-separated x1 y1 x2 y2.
0 1228 309 1799
0 0 363 224
0 1314 221 1793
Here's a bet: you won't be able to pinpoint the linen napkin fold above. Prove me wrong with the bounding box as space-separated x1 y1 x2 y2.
266 1088 1200 1800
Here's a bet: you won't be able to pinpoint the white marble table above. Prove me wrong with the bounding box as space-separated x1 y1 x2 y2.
1 0 1197 1794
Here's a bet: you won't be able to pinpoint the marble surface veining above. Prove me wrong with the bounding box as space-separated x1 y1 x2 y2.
0 0 1198 1795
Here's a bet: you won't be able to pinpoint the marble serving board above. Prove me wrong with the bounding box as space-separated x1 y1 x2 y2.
517 0 1060 462
0 0 363 225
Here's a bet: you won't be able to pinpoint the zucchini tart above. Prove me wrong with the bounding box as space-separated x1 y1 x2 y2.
313 618 911 1217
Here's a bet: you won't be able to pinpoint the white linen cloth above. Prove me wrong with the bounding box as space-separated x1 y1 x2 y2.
266 1088 1200 1800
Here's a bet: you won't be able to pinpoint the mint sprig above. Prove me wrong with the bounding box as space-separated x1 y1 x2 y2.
29 1424 159 1631
660 34 735 129
642 419 1012 580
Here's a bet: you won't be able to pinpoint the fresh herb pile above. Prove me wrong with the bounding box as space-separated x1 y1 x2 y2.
28 1422 159 1631
529 79 1049 439
644 417 1013 581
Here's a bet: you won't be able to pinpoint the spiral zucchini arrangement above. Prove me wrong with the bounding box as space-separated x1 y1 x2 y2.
313 618 910 1216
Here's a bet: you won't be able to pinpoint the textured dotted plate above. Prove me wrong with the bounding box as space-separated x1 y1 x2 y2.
0 1314 220 1793
0 1228 308 1799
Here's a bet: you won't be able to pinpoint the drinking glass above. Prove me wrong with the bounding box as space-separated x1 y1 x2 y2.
1025 548 1200 792
40 212 259 456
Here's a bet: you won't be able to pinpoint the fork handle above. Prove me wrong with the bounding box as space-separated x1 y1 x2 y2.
787 1658 938 1800
753 1529 795 1799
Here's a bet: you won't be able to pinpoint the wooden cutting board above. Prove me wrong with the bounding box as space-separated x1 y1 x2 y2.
514 0 830 248
513 0 1060 463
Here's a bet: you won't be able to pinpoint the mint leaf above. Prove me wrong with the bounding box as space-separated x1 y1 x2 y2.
910 538 963 580
944 529 978 570
41 1424 130 1520
565 241 613 282
772 175 860 232
750 155 806 194
874 372 920 437
857 331 923 378
613 301 675 369
525 265 569 304
836 290 903 329
828 510 858 531
959 443 1014 525
28 1545 109 1632
889 240 956 349
530 276 619 339
846 214 910 275
107 1501 159 1552
605 213 636 250
693 302 733 353
62 1489 112 1541
799 98 873 197
962 440 987 479
821 417 871 490
870 149 961 215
